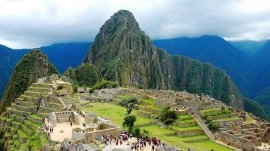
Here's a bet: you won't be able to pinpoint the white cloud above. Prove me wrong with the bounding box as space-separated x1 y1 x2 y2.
0 0 270 48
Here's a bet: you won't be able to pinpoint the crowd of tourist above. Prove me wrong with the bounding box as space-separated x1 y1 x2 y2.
102 131 166 151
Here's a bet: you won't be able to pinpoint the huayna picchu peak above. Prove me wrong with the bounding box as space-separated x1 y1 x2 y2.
84 10 244 109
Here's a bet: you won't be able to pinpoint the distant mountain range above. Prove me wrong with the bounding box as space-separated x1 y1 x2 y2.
153 36 270 117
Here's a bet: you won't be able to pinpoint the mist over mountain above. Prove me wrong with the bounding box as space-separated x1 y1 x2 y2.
229 40 266 54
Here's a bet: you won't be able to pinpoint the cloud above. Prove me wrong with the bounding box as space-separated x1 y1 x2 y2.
0 0 269 48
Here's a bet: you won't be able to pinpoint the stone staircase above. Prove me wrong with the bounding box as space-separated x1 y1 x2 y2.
193 113 215 140
0 82 66 150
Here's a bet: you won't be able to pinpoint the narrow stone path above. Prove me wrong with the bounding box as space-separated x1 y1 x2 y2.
192 114 215 140
58 97 66 109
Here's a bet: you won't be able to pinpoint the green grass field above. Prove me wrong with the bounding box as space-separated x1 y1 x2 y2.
81 102 233 151
81 102 152 127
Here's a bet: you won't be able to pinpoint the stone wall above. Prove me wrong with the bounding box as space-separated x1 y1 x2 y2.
221 131 260 150
215 118 243 127
176 129 204 137
85 127 120 143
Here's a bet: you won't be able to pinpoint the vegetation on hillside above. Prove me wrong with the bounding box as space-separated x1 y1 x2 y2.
119 97 142 115
84 9 244 110
158 106 178 126
64 63 102 87
0 49 58 113
89 80 119 93
244 98 268 120
123 115 136 133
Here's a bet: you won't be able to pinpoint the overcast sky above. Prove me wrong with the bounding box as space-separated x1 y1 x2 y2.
0 0 270 49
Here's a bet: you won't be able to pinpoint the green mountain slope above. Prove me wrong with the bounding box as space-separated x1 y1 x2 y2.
0 49 58 112
84 10 244 109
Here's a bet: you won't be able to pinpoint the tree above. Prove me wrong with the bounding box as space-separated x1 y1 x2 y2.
132 126 141 138
208 121 219 132
123 115 136 133
119 97 141 114
159 106 178 126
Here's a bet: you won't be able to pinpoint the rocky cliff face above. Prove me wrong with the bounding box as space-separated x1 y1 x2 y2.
0 49 58 112
84 10 243 109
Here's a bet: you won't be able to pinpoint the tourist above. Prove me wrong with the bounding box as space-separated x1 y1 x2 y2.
152 145 155 151
70 122 72 126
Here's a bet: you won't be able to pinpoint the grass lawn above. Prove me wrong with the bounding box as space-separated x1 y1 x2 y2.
190 140 234 151
142 98 154 105
81 102 152 127
172 125 201 131
82 102 233 151
138 125 230 151
177 119 196 123
140 124 175 135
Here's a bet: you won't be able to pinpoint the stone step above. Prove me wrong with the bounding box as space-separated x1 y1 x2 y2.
13 139 20 149
46 102 64 109
13 104 38 113
24 119 41 131
42 107 59 113
28 114 43 124
9 114 16 120
15 97 24 104
20 94 39 103
17 129 29 143
12 109 31 117
11 121 22 129
9 126 17 134
7 140 14 149
37 112 49 117
18 100 35 107
24 91 44 98
176 120 197 128
47 95 63 105
12 134 18 139
1 117 13 125
13 115 26 123
28 86 51 93
21 124 34 136
4 132 12 140
32 83 53 88
176 129 204 137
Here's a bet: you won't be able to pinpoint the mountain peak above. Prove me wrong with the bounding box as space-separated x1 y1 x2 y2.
109 10 139 26
98 9 140 38
84 10 244 109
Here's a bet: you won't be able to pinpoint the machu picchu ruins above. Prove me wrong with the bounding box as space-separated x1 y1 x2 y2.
0 74 269 151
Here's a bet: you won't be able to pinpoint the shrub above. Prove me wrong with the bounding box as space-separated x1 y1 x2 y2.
90 80 119 92
208 121 219 132
132 126 141 138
